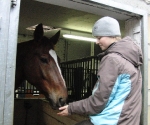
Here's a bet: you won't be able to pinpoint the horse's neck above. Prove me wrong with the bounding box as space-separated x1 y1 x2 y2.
15 41 33 90
17 40 33 55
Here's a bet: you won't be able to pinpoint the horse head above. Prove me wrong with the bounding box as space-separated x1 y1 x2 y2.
15 23 68 109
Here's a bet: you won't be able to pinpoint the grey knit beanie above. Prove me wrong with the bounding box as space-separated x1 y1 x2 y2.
92 16 121 37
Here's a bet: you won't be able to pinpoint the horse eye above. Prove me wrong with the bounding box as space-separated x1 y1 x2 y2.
40 57 48 63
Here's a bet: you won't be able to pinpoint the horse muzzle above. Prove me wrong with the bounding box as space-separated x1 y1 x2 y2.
47 94 67 110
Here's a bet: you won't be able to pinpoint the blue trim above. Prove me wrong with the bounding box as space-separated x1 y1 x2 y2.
90 74 131 125
92 81 100 95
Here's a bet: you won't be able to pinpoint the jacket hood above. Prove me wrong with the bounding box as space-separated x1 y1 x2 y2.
100 36 143 67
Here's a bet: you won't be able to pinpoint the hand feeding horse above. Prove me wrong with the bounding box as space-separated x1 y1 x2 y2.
15 23 68 109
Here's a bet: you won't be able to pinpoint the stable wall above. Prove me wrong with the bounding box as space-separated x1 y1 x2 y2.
148 16 150 125
111 0 150 13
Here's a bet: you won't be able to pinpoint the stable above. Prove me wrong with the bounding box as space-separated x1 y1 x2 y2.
0 0 148 125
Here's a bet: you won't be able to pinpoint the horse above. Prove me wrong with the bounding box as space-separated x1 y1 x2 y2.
15 23 68 109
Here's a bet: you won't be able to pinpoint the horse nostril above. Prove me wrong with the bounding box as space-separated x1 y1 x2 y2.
59 97 65 106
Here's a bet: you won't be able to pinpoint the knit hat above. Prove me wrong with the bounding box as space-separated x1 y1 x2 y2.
92 16 121 37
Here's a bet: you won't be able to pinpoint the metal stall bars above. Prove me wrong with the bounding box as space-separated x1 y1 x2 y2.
60 56 100 102
15 81 45 99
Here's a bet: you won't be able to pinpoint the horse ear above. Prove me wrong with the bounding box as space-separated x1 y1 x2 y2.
50 31 60 45
34 23 44 41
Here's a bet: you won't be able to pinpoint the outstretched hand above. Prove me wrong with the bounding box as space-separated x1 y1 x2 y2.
57 105 69 116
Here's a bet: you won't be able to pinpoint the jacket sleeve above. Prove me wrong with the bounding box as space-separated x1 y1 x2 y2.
68 54 120 115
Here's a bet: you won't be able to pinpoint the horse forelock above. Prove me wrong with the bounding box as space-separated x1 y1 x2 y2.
38 36 54 49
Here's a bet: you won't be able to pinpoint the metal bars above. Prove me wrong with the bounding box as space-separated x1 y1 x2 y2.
15 81 41 98
61 56 99 101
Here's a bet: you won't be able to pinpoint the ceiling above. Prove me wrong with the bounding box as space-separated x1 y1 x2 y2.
18 0 136 39
18 0 101 38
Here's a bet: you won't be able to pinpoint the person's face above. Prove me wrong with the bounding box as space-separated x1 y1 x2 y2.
95 36 115 50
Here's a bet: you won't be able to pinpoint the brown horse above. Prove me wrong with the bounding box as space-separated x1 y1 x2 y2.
15 23 68 109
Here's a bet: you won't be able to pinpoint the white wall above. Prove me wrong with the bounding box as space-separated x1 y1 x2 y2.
111 0 150 14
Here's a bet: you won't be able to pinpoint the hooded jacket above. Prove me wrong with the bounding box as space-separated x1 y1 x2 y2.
68 36 143 125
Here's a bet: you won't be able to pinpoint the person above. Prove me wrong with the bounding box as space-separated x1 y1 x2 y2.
57 16 143 125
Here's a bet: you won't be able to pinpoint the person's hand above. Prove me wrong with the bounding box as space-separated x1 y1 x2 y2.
57 105 69 116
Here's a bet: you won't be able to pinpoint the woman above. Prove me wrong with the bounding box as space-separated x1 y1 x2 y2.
57 16 143 125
